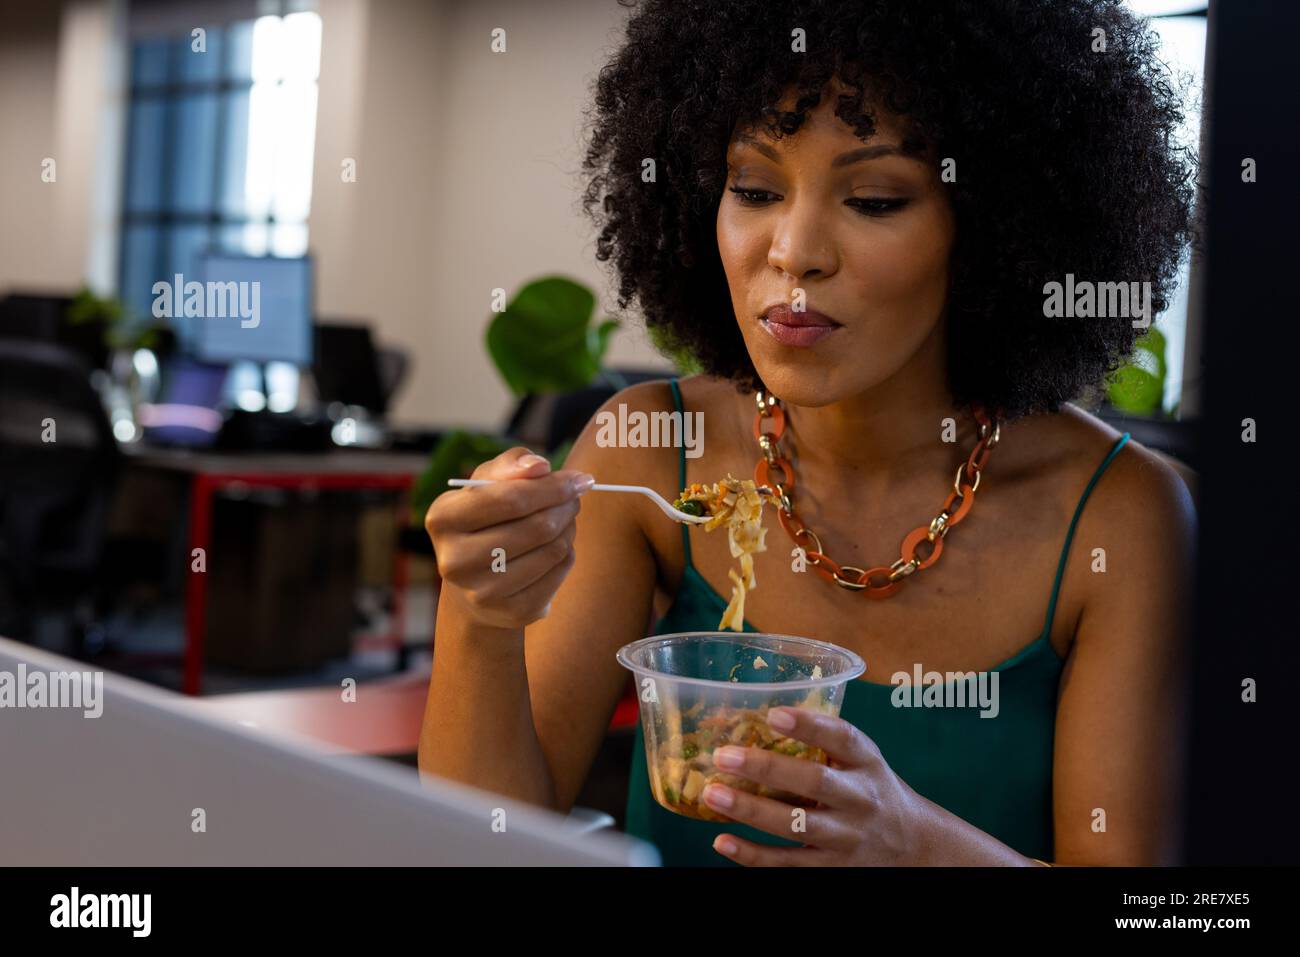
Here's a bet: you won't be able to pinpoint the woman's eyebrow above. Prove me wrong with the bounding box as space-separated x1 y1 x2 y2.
732 136 925 167
832 144 926 166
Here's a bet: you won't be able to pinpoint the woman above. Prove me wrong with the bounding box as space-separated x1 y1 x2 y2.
420 0 1197 866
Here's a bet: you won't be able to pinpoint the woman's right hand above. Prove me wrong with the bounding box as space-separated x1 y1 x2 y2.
425 446 595 631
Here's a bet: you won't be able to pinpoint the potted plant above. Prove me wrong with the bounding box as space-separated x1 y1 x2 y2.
406 275 621 541
1105 325 1169 417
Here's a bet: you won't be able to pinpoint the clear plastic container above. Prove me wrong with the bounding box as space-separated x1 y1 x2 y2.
616 632 866 822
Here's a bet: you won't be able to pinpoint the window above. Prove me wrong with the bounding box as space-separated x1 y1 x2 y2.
119 10 322 342
1124 1 1208 417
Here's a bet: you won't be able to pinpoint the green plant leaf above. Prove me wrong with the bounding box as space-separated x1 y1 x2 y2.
591 318 619 364
486 276 616 396
548 439 574 470
645 321 703 375
1106 326 1168 415
1106 365 1163 414
409 430 518 525
67 287 121 326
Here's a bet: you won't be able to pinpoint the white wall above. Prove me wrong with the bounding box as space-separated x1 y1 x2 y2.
0 0 123 293
0 1 68 290
308 0 671 428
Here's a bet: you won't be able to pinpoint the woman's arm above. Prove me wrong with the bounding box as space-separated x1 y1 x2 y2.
1050 442 1197 865
418 382 675 812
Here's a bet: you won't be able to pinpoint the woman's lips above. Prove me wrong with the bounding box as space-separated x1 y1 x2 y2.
759 304 842 348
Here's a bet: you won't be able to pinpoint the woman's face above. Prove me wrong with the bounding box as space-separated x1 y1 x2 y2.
717 89 956 407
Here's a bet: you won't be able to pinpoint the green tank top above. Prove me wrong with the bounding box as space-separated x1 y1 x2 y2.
624 378 1130 866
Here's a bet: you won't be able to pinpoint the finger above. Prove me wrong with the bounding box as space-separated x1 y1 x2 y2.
436 469 592 533
441 498 580 577
699 781 837 845
766 707 881 769
711 833 828 867
709 744 856 809
455 548 576 630
476 446 552 480
499 549 577 620
467 521 577 600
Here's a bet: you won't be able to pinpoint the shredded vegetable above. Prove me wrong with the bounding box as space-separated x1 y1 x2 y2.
651 702 826 821
673 476 771 631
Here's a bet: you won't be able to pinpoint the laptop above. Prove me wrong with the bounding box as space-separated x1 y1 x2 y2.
0 637 657 866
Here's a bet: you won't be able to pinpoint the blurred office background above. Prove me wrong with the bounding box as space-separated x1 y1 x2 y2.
0 0 1208 826
0 0 675 427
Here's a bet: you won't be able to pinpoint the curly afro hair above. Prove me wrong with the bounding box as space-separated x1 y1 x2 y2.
581 0 1198 419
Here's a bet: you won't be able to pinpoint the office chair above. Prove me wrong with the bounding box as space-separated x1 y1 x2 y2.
0 339 119 645
0 291 108 371
504 367 670 451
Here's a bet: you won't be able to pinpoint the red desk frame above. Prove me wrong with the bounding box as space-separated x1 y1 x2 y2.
183 470 413 696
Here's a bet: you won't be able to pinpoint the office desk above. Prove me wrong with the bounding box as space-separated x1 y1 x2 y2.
191 667 432 755
124 447 429 695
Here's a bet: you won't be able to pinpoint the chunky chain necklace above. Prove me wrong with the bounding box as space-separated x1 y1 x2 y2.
751 391 1001 597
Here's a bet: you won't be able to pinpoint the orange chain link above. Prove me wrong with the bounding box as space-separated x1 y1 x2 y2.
753 392 1001 597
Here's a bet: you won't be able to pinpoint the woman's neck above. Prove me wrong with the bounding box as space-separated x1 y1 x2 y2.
785 391 973 478
776 327 977 481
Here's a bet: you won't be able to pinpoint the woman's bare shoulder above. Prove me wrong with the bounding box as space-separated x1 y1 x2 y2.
1042 404 1193 517
566 374 737 465
561 377 703 530
1017 403 1196 574
673 373 746 409
561 373 742 548
1006 404 1184 491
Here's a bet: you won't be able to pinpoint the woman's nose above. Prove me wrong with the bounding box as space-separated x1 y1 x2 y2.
767 203 837 280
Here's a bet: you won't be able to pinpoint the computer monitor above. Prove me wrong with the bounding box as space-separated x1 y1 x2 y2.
136 356 228 448
313 322 388 416
191 253 313 367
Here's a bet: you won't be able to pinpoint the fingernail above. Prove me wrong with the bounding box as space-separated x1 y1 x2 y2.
768 708 796 732
714 836 738 856
570 473 595 494
713 746 744 770
703 784 734 810
518 454 549 470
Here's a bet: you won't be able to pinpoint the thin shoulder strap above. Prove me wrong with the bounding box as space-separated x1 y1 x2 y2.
1041 432 1131 638
667 378 693 566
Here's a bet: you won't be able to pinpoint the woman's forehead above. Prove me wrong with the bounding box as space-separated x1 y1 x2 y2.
730 101 912 153
732 76 914 144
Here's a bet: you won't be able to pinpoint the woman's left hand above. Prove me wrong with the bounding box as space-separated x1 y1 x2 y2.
703 706 933 866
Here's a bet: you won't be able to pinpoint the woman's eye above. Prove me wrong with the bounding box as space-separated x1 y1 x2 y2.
728 186 909 215
728 186 778 205
846 197 910 216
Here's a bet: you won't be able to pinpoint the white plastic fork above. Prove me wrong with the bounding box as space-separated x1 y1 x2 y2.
446 478 713 524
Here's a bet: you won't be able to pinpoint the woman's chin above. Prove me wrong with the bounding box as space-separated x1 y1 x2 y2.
751 365 855 407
